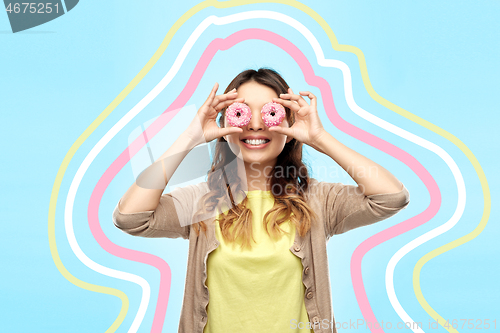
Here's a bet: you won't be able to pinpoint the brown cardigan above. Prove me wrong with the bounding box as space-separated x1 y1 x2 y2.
112 178 410 332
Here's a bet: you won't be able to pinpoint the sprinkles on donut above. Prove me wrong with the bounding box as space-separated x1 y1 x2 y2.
226 102 252 127
261 102 286 127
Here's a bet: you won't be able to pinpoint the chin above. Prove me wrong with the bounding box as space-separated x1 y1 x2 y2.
242 153 276 165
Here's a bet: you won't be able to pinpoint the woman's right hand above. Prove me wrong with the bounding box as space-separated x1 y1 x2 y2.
185 83 244 145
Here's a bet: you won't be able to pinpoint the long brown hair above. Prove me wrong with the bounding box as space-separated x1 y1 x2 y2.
191 68 317 249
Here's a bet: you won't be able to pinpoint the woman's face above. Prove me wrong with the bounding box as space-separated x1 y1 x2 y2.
223 81 292 166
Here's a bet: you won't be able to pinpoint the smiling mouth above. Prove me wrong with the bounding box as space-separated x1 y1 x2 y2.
241 139 271 146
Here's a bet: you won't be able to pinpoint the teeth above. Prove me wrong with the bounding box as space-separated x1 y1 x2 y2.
244 139 269 145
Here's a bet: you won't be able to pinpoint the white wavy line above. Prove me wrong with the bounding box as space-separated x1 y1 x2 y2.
213 11 466 331
63 14 217 333
65 158 150 332
65 10 465 331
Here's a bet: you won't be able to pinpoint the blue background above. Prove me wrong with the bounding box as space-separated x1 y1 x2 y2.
1 0 498 332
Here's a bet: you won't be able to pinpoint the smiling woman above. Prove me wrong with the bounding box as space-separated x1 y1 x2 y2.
113 67 410 333
202 69 316 250
222 79 293 183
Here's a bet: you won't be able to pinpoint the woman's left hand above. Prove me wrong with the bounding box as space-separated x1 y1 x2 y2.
270 88 327 151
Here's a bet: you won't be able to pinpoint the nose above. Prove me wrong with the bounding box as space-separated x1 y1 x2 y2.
246 107 265 131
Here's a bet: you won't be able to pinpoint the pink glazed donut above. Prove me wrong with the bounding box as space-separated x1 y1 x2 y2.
226 102 252 127
261 102 286 127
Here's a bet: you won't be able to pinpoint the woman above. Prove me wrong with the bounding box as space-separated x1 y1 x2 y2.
113 68 410 332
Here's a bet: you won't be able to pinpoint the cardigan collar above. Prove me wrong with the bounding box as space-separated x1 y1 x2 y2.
201 215 308 255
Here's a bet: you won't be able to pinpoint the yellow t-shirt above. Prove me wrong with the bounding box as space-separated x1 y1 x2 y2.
204 190 312 332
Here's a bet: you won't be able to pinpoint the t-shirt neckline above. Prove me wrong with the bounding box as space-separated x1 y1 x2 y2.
244 189 273 198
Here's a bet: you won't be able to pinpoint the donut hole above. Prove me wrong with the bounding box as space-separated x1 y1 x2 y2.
236 112 241 117
270 112 275 116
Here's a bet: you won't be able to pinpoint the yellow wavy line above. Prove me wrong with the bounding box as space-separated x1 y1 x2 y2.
221 1 491 330
49 0 490 331
231 1 489 331
48 2 214 331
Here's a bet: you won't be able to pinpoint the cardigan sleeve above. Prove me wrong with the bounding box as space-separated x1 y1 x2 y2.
112 182 209 239
316 180 410 238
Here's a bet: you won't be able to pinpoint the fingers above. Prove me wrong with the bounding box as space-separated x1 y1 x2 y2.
278 88 318 111
272 97 301 112
299 91 317 108
214 97 245 112
279 89 309 107
203 82 219 107
211 88 239 109
219 126 243 137
269 125 293 137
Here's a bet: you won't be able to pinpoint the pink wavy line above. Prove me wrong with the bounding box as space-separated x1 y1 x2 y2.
89 28 439 332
